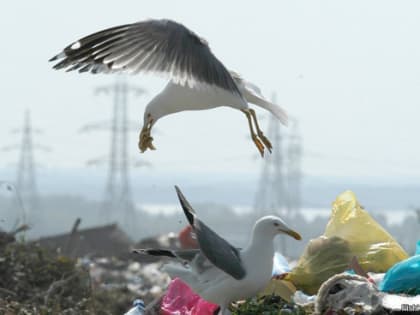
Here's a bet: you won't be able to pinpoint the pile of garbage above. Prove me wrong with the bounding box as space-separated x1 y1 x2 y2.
86 257 170 303
150 191 420 315
236 191 420 315
1 191 419 315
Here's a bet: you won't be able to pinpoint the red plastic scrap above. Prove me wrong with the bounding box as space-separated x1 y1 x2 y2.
178 225 199 249
160 278 219 315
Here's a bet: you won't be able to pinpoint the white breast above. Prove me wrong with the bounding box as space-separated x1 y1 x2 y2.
148 80 248 118
195 249 274 306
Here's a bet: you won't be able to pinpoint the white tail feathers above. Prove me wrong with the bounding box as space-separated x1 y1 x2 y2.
231 71 288 126
251 96 288 126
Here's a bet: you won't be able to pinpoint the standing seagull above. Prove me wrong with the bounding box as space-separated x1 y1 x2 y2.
134 186 301 315
50 19 288 157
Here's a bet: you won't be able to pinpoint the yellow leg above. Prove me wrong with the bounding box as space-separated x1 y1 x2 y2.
249 108 272 153
242 109 265 157
138 115 156 153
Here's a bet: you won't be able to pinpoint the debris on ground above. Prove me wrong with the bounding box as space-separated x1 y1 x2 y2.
379 247 420 295
0 230 169 315
315 273 384 314
2 191 420 315
232 295 308 315
160 278 219 315
286 191 408 295
123 299 145 315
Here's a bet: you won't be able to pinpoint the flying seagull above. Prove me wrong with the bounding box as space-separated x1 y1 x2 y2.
49 19 288 157
133 186 301 315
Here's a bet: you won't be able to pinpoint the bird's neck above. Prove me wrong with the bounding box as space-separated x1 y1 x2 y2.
242 230 275 275
246 230 275 256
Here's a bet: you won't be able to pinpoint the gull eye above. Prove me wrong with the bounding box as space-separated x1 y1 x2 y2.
273 222 279 227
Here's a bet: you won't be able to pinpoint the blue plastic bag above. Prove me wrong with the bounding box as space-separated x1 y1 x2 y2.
379 255 420 295
272 252 291 276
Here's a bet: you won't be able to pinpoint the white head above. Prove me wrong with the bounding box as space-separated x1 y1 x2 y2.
252 215 302 241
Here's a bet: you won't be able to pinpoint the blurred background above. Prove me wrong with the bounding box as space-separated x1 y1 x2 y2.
1 0 420 257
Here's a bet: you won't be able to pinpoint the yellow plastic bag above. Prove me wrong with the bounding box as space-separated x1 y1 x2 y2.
286 190 408 295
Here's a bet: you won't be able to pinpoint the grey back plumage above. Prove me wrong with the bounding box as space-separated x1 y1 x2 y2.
174 186 246 280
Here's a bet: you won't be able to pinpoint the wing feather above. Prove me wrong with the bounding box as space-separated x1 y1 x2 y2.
174 186 246 280
50 19 240 95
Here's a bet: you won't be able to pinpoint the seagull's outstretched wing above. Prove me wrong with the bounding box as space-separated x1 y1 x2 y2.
133 248 215 276
133 248 200 263
50 19 240 95
174 186 246 280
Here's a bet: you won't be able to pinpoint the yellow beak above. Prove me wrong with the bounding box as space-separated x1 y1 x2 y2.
281 229 302 240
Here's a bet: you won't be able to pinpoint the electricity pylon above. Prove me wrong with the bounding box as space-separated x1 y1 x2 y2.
254 94 286 218
17 111 39 212
81 77 146 235
2 110 49 225
253 94 303 255
286 118 303 218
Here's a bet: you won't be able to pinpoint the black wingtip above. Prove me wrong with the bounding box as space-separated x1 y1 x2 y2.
49 52 65 63
48 56 58 62
174 185 195 226
132 248 177 258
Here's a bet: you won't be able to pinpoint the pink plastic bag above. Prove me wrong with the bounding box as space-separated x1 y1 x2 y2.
160 278 219 315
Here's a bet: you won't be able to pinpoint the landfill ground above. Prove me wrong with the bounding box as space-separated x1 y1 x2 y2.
1 235 300 315
1 233 419 315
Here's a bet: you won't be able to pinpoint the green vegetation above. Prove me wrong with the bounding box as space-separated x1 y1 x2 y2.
0 239 136 315
232 295 309 315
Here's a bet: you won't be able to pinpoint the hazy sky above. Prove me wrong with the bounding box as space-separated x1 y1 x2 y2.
1 0 420 183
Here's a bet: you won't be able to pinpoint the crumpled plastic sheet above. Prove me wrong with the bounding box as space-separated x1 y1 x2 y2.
286 191 408 295
160 278 219 315
379 253 420 295
315 273 384 315
272 252 291 276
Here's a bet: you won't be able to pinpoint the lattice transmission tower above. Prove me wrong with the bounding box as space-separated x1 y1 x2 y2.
2 110 49 224
81 77 147 235
253 94 303 255
254 94 286 218
286 119 303 218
